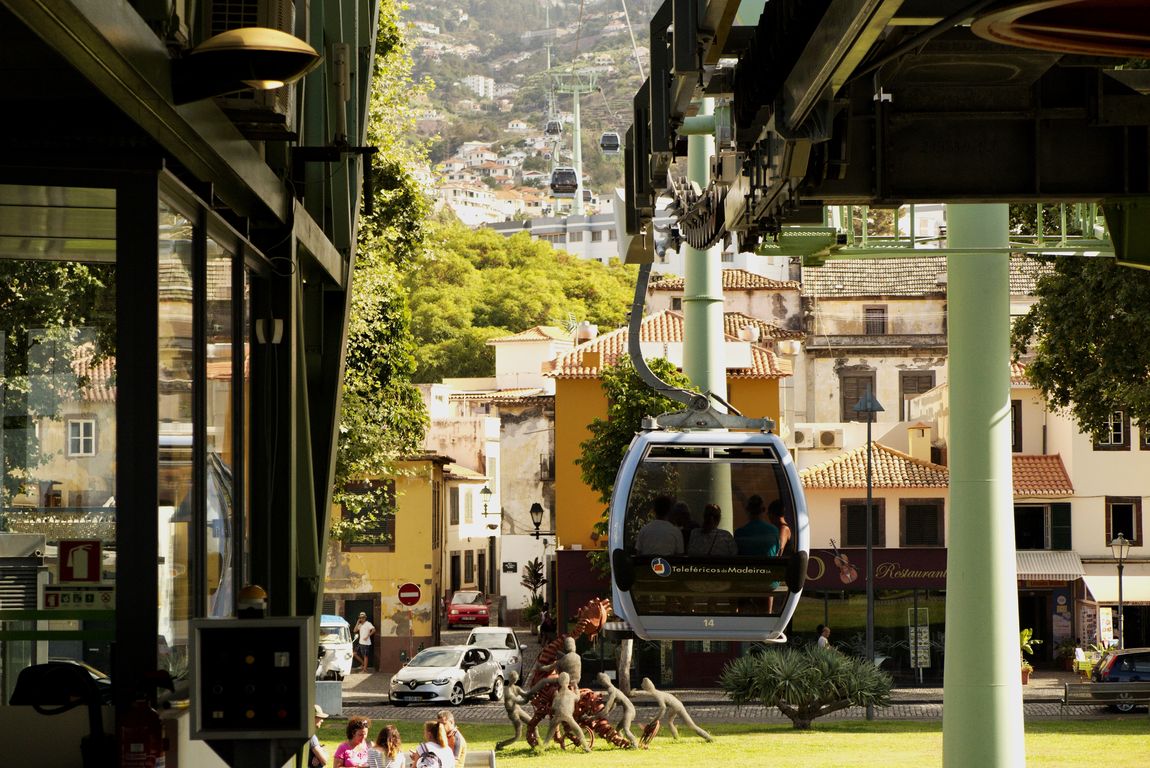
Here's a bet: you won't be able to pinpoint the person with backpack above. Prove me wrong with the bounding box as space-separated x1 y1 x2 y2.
409 720 455 768
435 711 467 765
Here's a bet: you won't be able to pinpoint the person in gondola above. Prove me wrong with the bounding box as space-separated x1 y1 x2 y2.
687 504 737 556
635 495 683 556
669 501 699 551
767 499 792 553
734 495 780 556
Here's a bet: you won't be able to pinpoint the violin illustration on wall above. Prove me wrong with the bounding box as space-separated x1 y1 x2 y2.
828 539 858 585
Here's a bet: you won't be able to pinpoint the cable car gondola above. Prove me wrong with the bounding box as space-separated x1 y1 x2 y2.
607 263 809 642
545 119 562 137
549 167 578 198
599 131 621 155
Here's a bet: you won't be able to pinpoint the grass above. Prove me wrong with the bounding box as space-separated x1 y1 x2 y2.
317 718 1150 767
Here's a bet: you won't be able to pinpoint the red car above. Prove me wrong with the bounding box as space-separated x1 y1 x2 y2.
445 590 490 628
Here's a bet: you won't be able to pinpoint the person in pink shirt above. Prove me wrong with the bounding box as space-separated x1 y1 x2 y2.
334 717 373 768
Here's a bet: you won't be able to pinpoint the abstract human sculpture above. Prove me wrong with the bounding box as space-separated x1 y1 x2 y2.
495 670 536 750
639 677 713 742
596 672 638 748
538 636 582 686
523 671 591 752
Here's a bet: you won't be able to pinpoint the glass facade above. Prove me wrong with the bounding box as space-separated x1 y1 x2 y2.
0 184 118 684
0 179 254 691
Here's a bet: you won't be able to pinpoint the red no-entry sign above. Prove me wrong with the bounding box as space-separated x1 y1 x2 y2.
398 582 421 606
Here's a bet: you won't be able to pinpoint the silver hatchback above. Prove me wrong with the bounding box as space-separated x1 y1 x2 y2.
389 645 503 707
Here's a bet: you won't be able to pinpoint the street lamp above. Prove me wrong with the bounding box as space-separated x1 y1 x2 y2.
529 502 555 539
1111 533 1130 649
853 384 884 721
481 484 495 529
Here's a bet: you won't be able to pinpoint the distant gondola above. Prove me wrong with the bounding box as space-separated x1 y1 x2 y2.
600 131 621 155
545 120 562 137
549 167 579 198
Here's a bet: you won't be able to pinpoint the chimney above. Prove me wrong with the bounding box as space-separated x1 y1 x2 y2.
907 422 933 462
738 324 761 343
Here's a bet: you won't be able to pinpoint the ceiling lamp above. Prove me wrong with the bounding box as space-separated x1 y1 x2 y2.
971 0 1150 58
172 27 322 105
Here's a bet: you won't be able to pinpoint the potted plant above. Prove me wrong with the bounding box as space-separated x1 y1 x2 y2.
1055 638 1078 671
1020 628 1042 684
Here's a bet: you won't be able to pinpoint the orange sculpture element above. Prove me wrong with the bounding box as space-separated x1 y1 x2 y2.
525 597 634 750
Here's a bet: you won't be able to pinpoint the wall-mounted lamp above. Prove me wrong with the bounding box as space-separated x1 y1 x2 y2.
529 502 555 539
172 27 322 105
481 484 498 531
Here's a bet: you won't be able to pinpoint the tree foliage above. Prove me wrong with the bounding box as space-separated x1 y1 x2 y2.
576 357 694 574
404 221 636 381
1011 255 1150 438
335 0 431 517
720 646 893 730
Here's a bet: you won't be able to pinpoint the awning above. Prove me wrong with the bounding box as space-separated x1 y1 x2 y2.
1016 550 1084 580
1082 563 1150 604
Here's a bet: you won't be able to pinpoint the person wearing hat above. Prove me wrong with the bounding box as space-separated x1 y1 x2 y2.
353 612 375 673
309 704 330 767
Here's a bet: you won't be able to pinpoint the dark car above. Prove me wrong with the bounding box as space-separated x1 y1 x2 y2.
1091 646 1150 712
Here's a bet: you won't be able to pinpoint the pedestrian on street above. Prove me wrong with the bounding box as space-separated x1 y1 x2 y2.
354 612 376 673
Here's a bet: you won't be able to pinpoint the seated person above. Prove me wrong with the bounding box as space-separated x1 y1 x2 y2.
687 504 737 556
669 501 699 551
634 495 684 556
734 495 780 556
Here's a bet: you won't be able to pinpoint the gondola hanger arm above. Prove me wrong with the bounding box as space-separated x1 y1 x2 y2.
629 263 774 433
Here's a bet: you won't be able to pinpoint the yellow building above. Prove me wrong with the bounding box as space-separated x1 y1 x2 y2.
323 455 449 669
547 310 791 551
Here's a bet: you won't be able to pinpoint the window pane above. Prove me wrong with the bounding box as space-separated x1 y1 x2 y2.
158 202 194 666
904 503 940 546
1110 502 1135 540
1014 505 1046 549
0 183 117 674
205 235 235 618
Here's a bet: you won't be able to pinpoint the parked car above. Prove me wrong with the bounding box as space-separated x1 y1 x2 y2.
1091 646 1150 712
466 626 528 681
389 645 503 706
445 590 491 628
316 614 353 681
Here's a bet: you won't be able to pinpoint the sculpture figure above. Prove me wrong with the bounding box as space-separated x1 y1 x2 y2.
523 671 591 752
538 636 582 686
596 672 638 748
495 670 536 750
639 677 714 742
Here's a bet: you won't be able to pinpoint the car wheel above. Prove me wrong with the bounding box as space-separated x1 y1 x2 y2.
449 683 465 706
490 676 504 701
1111 694 1138 713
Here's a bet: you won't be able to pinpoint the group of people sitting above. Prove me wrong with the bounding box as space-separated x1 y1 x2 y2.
311 708 467 768
634 493 792 558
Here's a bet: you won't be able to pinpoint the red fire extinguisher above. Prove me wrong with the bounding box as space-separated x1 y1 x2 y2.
119 696 168 767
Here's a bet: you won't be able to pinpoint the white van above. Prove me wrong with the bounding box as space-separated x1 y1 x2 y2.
316 614 353 681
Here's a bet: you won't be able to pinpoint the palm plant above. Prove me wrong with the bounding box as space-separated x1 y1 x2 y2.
719 645 893 730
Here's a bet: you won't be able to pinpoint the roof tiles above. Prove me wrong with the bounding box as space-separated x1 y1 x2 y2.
1012 454 1074 496
547 310 787 380
800 443 950 489
650 268 800 291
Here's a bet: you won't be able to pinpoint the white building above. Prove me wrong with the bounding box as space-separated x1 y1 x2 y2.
461 74 495 100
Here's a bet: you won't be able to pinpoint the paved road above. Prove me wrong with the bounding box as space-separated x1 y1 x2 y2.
339 628 1133 724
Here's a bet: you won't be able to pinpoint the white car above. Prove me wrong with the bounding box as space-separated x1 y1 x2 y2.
465 627 528 681
389 645 503 706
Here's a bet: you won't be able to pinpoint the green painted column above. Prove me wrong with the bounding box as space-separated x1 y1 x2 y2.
682 97 731 527
682 96 724 403
942 204 1024 767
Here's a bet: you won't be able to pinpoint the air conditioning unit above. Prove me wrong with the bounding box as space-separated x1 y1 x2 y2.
204 0 297 135
817 429 843 449
793 426 816 449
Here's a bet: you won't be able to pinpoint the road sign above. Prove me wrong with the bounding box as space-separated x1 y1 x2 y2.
58 539 102 583
398 582 421 606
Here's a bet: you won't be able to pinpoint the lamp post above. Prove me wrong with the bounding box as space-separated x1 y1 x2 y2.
481 484 496 529
1111 533 1130 649
481 484 496 601
853 384 884 721
529 502 551 539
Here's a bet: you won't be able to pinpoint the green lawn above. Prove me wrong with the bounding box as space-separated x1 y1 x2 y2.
317 719 1149 767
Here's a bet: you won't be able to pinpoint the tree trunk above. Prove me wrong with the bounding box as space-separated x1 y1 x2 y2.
617 637 633 694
